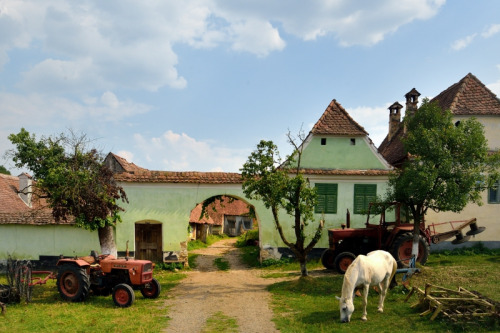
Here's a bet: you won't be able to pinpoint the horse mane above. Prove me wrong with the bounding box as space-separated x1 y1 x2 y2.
341 259 357 299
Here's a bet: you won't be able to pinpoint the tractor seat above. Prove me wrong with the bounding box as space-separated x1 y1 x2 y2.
80 255 96 264
80 250 99 264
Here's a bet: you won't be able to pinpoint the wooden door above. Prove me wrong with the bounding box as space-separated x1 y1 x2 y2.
135 223 162 261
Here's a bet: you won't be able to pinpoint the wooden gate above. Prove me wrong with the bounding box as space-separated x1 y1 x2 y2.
135 223 162 262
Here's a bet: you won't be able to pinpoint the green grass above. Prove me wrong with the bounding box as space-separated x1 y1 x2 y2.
188 253 199 269
238 245 323 273
0 269 185 332
267 251 500 333
201 311 238 333
188 234 229 251
213 257 230 271
235 229 259 248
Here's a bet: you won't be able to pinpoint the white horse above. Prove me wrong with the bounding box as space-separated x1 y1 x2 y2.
336 250 397 322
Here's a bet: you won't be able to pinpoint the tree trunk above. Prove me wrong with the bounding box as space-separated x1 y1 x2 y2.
98 225 117 257
299 257 308 277
411 210 422 263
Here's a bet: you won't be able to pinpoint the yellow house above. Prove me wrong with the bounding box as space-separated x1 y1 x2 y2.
379 73 500 249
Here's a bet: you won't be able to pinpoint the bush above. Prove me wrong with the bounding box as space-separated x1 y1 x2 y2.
155 262 184 271
235 229 259 248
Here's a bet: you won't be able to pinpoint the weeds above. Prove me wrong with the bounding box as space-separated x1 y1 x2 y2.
213 257 230 271
201 311 238 333
188 234 229 250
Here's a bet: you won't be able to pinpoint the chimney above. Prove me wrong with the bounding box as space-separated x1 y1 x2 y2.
388 102 403 142
404 88 421 118
18 173 33 207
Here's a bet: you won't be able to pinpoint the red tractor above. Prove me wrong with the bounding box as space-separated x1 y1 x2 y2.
56 251 160 307
321 202 484 274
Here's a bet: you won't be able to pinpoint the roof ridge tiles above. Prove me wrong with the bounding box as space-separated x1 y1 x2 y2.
311 99 368 136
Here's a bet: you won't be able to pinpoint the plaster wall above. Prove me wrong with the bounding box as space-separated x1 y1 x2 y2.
301 136 388 169
116 183 275 253
425 190 500 245
0 224 100 260
117 174 391 256
309 175 391 248
453 115 500 150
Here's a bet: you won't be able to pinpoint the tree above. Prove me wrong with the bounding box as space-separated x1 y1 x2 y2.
386 99 500 259
7 128 128 256
0 165 10 175
241 134 323 277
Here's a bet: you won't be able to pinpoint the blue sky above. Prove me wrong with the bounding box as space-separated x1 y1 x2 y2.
1 0 499 174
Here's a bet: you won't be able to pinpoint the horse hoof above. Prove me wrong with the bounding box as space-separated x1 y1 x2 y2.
361 317 367 321
377 308 384 313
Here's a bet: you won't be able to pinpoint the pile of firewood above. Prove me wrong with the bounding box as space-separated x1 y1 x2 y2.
405 283 498 322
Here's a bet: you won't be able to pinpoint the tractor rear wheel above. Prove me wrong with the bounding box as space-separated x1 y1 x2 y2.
321 249 336 270
113 283 135 307
391 232 430 268
141 278 161 299
334 252 356 274
56 265 90 302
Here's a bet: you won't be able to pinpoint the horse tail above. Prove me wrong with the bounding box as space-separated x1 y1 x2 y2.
389 258 398 289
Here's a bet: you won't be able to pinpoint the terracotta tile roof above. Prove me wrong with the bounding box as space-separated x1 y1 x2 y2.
190 204 216 224
298 168 391 176
0 174 31 213
105 152 148 174
378 73 500 167
189 197 250 225
0 174 71 225
378 126 407 168
114 170 243 184
311 99 368 136
431 73 500 115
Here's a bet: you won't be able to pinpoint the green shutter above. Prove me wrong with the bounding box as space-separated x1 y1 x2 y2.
354 184 377 214
489 182 500 204
315 184 338 214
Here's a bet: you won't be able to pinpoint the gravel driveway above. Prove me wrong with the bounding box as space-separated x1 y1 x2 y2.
163 238 280 332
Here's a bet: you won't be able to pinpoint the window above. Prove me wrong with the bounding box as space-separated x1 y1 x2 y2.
353 184 377 214
243 218 252 230
350 138 356 145
315 183 338 214
489 181 500 204
321 138 327 145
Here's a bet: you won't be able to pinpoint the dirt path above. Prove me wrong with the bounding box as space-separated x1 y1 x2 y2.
163 238 280 333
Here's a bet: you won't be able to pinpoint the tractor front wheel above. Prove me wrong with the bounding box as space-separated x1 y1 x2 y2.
56 265 90 302
141 278 161 299
321 249 336 270
113 283 135 307
334 252 356 274
391 232 430 268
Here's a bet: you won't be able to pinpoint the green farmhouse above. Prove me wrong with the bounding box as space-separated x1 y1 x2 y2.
106 98 392 262
0 97 390 264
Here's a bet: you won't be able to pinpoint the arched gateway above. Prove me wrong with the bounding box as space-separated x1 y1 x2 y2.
108 160 272 264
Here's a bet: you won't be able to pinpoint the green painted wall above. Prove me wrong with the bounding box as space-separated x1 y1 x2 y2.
115 176 391 254
116 183 278 253
310 178 391 247
2 133 392 261
0 224 100 260
301 136 387 169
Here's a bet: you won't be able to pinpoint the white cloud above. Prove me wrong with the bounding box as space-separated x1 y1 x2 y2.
0 91 151 127
487 66 500 96
116 150 134 163
451 33 477 51
132 131 250 172
482 23 500 38
451 23 500 51
0 0 444 95
229 19 286 57
347 104 392 147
